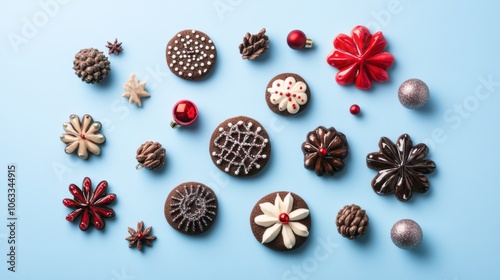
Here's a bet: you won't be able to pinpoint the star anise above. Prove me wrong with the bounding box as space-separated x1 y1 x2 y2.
126 221 157 251
366 134 436 202
301 126 349 176
106 38 123 55
62 177 116 231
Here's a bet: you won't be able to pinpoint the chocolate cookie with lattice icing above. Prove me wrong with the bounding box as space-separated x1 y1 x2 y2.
164 182 218 235
166 29 217 80
209 116 271 177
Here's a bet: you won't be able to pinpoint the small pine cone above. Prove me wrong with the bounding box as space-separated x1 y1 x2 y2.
336 204 369 240
136 141 166 170
73 48 111 84
239 28 270 60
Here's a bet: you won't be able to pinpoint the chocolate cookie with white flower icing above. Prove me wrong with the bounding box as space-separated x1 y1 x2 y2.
265 73 311 116
209 116 271 177
250 191 311 251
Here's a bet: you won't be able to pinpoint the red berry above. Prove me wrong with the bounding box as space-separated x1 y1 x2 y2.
137 233 144 239
279 213 290 224
350 104 361 115
318 147 327 156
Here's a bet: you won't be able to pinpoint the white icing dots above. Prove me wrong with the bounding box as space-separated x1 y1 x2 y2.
167 30 216 79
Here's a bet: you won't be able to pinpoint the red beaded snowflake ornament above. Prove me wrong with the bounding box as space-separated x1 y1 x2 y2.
326 25 394 90
62 177 116 231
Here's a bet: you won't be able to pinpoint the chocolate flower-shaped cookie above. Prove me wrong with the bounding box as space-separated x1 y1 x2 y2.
301 126 349 176
366 134 436 202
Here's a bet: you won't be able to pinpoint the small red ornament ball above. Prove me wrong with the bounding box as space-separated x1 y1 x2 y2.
318 147 327 156
350 104 361 115
171 100 198 128
287 30 312 49
279 213 290 224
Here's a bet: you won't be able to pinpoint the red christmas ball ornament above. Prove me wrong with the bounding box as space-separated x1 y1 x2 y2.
170 100 198 128
287 30 313 50
350 104 361 115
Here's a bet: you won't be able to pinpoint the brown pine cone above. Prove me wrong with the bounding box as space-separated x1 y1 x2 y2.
336 204 369 240
136 141 166 170
239 28 270 60
73 48 110 84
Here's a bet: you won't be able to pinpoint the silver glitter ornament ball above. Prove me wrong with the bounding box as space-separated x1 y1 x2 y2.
390 219 423 250
398 79 429 109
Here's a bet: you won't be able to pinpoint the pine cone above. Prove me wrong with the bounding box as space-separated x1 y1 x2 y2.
239 28 270 60
336 204 369 240
136 141 166 170
73 48 111 84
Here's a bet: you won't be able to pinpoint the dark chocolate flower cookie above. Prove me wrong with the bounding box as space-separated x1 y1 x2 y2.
301 126 349 176
366 134 436 202
164 182 218 235
166 29 217 80
209 116 271 177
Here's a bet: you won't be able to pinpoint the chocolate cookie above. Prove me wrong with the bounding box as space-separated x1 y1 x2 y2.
166 29 217 80
164 182 218 235
250 192 311 251
266 73 311 116
209 116 271 177
301 126 349 176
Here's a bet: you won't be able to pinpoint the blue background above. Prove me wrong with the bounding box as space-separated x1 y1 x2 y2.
1 0 499 279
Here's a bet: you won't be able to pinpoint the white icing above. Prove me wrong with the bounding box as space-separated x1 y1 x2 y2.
254 193 309 249
212 120 268 175
167 30 216 78
267 76 308 114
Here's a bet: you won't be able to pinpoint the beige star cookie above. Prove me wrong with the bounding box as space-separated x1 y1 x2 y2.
122 73 150 107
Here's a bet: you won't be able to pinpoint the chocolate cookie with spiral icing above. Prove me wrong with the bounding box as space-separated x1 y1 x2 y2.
164 182 218 235
166 29 217 80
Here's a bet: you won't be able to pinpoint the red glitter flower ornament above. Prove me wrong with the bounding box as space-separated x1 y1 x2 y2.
326 25 395 90
62 177 116 231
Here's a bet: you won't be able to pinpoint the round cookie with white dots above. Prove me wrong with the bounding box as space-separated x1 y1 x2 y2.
209 116 271 177
166 29 217 80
